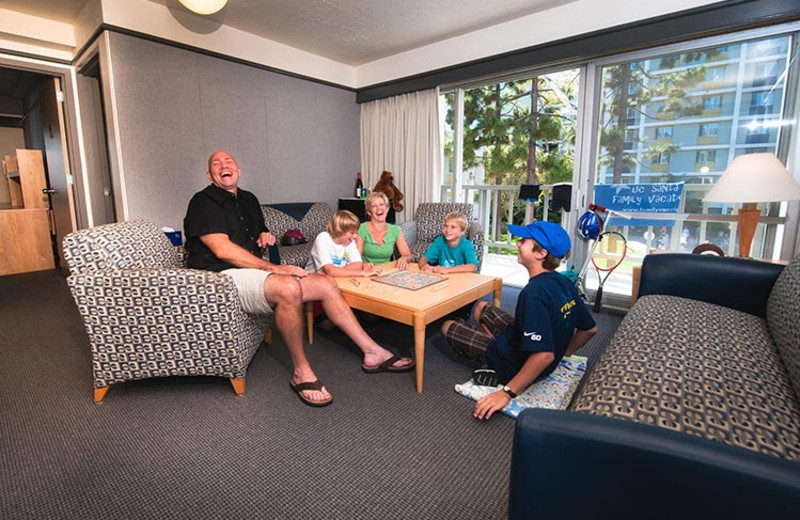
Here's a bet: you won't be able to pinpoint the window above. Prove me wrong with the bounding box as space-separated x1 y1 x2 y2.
699 123 719 137
590 30 797 306
704 95 722 109
655 126 673 139
696 150 717 163
706 66 725 81
441 68 581 248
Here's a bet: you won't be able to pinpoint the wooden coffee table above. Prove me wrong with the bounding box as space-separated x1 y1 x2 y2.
305 263 502 393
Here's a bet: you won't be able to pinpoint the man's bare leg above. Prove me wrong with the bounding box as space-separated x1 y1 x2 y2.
264 274 331 403
299 274 413 369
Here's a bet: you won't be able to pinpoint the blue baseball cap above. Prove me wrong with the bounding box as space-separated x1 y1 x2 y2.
507 221 571 258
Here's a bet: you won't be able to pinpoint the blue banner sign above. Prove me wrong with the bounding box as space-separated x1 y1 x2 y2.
594 182 684 227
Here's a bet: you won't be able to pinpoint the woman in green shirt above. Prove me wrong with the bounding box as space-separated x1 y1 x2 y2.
356 191 412 270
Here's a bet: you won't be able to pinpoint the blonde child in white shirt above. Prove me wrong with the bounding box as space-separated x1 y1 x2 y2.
309 210 382 277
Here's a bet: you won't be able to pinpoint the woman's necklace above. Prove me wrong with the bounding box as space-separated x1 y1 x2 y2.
369 221 388 246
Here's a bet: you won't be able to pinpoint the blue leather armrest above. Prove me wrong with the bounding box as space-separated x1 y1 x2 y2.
509 409 800 519
638 253 784 318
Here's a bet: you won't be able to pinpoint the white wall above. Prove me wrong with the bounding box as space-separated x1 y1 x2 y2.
0 0 726 89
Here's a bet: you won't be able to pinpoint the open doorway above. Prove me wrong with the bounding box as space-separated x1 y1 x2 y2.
0 67 71 272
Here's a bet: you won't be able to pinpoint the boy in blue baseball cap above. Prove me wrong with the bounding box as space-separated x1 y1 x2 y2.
441 220 598 420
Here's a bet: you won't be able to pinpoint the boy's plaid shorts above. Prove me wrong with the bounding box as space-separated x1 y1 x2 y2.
444 304 513 362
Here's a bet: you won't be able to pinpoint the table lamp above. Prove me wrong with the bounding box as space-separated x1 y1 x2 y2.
703 153 800 257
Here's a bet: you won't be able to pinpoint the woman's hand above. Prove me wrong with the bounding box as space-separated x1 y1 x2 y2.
396 257 408 271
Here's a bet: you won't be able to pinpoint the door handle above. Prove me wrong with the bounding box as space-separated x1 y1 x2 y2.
42 188 57 194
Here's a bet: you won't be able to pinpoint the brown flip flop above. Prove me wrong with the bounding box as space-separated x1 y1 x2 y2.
289 380 333 407
362 355 415 374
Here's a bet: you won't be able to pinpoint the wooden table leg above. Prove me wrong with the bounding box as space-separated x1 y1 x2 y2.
493 277 503 307
413 312 426 393
305 301 314 345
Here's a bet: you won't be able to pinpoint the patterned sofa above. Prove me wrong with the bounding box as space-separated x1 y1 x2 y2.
63 220 271 403
400 202 485 271
261 202 334 267
509 253 800 518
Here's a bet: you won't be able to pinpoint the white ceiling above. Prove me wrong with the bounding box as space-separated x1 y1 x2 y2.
0 0 576 65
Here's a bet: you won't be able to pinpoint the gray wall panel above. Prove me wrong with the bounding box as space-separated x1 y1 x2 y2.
108 33 205 230
105 33 359 232
195 53 270 198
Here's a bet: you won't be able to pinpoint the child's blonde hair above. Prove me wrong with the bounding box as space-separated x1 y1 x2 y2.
444 212 468 233
327 210 360 237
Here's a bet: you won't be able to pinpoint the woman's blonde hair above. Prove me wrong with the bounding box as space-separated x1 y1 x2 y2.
364 191 390 213
327 210 361 237
444 212 468 233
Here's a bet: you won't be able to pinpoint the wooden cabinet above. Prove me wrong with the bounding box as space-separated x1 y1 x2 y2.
1 149 55 275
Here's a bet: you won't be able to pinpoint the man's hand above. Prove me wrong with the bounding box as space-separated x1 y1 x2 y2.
473 388 510 420
271 264 308 277
258 232 277 248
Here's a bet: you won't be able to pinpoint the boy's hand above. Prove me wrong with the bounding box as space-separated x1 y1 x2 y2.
420 264 433 273
473 389 511 420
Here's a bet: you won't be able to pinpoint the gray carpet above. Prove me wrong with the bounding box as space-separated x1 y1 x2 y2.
0 270 621 520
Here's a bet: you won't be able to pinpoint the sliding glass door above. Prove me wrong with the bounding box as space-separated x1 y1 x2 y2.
582 25 800 306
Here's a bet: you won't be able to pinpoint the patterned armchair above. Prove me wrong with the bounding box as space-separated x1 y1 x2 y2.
63 220 271 403
261 202 334 267
401 203 485 271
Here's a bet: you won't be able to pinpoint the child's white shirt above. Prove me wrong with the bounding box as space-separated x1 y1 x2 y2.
308 231 362 272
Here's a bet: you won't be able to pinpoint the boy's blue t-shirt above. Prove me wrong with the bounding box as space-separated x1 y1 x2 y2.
423 235 478 268
486 271 595 382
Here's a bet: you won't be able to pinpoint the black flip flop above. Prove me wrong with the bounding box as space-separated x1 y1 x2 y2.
362 355 415 374
289 380 333 407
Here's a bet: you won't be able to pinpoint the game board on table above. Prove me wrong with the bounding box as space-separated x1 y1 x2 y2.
373 270 447 291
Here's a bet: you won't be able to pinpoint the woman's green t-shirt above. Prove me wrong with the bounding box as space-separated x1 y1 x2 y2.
358 223 401 264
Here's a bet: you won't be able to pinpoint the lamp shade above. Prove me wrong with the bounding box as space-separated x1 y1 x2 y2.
703 153 800 203
178 0 228 15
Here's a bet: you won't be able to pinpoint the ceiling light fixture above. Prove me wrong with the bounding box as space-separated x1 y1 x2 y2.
177 0 228 15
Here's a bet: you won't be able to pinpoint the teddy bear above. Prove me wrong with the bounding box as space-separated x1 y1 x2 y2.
373 170 404 212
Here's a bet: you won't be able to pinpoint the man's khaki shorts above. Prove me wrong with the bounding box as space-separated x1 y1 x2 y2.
222 268 274 314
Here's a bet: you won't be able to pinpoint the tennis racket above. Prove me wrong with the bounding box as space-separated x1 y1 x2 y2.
591 231 627 312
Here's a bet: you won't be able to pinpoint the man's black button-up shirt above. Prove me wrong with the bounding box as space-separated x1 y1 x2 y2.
183 184 267 272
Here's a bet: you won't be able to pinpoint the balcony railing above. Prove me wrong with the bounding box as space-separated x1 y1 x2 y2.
440 182 788 259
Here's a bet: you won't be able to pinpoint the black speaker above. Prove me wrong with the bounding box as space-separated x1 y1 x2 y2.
518 184 541 201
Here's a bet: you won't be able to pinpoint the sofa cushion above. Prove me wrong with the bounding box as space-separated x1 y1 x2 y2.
767 256 800 402
261 203 333 267
415 203 474 243
261 203 333 242
571 294 800 461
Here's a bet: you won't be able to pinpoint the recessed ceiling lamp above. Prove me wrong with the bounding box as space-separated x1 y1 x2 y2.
177 0 228 15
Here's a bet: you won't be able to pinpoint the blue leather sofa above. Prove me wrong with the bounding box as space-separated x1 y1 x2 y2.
509 253 800 518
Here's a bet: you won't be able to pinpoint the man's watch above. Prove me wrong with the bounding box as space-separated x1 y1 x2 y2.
502 385 517 398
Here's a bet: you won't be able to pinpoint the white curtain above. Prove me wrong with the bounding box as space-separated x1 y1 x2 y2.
360 88 441 223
